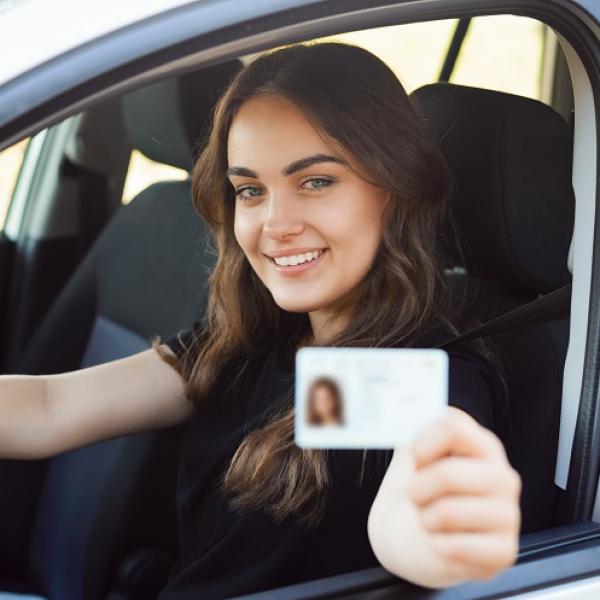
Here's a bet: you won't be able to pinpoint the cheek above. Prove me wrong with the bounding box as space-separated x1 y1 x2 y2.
233 209 259 254
328 188 386 254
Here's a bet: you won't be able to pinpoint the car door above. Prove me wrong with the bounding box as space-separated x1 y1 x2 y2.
0 1 599 599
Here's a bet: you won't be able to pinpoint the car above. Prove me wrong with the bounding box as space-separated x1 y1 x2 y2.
0 0 598 598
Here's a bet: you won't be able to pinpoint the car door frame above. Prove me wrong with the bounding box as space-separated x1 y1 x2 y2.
0 0 599 598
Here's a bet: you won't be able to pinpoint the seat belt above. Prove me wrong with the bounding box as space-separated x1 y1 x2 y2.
436 283 572 348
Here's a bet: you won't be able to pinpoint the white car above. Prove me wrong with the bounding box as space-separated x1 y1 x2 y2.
0 1 598 599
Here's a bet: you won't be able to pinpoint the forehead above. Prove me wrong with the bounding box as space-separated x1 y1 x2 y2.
227 96 336 169
313 383 332 394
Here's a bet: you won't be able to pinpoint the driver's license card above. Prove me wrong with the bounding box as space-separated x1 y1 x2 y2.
295 347 448 449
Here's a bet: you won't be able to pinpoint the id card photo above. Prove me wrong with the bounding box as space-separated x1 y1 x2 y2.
295 347 449 449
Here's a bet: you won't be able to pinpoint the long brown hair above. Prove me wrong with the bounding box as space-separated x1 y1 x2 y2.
153 41 499 526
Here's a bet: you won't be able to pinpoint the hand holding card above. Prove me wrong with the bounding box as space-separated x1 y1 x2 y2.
294 347 520 588
295 347 448 449
367 408 521 587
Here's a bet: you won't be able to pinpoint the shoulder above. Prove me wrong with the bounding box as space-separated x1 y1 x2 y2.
161 319 208 360
163 324 256 388
404 324 505 433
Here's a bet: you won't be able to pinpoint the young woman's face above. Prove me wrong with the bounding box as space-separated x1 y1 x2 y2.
227 95 389 316
311 385 340 423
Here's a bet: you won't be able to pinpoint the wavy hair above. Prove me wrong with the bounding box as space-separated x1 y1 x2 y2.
154 41 500 527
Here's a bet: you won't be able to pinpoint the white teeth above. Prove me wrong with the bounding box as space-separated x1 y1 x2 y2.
273 249 324 266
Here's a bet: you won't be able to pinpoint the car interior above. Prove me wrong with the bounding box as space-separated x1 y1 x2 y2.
0 12 583 600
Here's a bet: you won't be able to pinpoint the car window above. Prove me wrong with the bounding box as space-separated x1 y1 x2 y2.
450 15 545 99
122 148 187 205
0 137 29 229
246 14 548 102
126 13 551 211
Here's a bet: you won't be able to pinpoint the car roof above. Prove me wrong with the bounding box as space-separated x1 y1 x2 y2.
0 0 196 86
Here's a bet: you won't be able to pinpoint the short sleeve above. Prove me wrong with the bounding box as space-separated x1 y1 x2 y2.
162 320 207 360
447 350 501 432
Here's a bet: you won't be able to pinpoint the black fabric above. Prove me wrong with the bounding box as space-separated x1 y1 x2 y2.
411 83 575 533
412 83 574 295
155 324 499 599
494 320 569 532
121 60 243 170
437 283 571 346
15 180 210 376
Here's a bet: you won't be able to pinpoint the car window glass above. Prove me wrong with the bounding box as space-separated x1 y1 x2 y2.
0 138 29 230
317 18 458 93
122 148 187 205
249 14 547 102
450 15 545 100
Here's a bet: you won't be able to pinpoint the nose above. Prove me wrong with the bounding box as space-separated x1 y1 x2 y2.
262 192 304 240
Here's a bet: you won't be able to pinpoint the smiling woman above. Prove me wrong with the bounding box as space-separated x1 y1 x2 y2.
228 96 390 321
151 41 520 597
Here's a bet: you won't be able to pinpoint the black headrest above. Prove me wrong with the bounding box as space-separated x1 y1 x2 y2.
121 60 243 171
411 83 574 295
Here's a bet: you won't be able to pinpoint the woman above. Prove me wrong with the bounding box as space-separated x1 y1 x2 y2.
0 41 520 598
153 40 519 595
306 376 345 426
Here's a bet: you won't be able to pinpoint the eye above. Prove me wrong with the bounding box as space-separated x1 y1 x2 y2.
235 185 263 201
302 177 334 190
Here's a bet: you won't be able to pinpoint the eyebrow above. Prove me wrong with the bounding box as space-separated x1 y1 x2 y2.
225 153 348 179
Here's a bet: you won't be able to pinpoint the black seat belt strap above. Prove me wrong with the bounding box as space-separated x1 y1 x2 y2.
437 283 572 348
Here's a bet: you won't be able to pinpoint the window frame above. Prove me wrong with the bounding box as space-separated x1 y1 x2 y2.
0 0 598 598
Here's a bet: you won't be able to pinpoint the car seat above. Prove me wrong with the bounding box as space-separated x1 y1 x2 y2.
0 60 242 600
411 82 574 533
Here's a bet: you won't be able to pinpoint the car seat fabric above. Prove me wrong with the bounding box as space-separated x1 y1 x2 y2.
412 83 573 295
412 83 575 532
0 60 242 600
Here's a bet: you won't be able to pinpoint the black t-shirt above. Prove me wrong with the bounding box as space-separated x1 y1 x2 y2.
156 323 500 599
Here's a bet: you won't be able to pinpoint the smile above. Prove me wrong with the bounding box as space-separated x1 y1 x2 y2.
267 248 328 275
272 249 325 266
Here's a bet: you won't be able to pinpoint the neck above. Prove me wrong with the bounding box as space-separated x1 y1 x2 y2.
308 308 349 346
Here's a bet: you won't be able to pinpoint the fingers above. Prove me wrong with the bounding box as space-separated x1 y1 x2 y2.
429 532 519 580
410 408 507 469
408 456 521 505
420 495 520 533
383 409 521 586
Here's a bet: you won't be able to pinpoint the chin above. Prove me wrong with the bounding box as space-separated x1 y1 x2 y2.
271 293 331 314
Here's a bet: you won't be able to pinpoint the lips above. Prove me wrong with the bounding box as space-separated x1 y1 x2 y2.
268 248 328 275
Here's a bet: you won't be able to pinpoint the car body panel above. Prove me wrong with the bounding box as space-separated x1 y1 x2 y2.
1 0 599 598
0 0 196 86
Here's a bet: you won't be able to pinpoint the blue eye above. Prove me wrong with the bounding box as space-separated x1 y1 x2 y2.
235 186 262 200
303 177 333 190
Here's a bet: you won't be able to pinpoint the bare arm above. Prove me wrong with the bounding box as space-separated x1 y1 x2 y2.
0 345 195 460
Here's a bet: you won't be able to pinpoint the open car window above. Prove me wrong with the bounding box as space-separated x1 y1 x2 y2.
0 1 598 599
